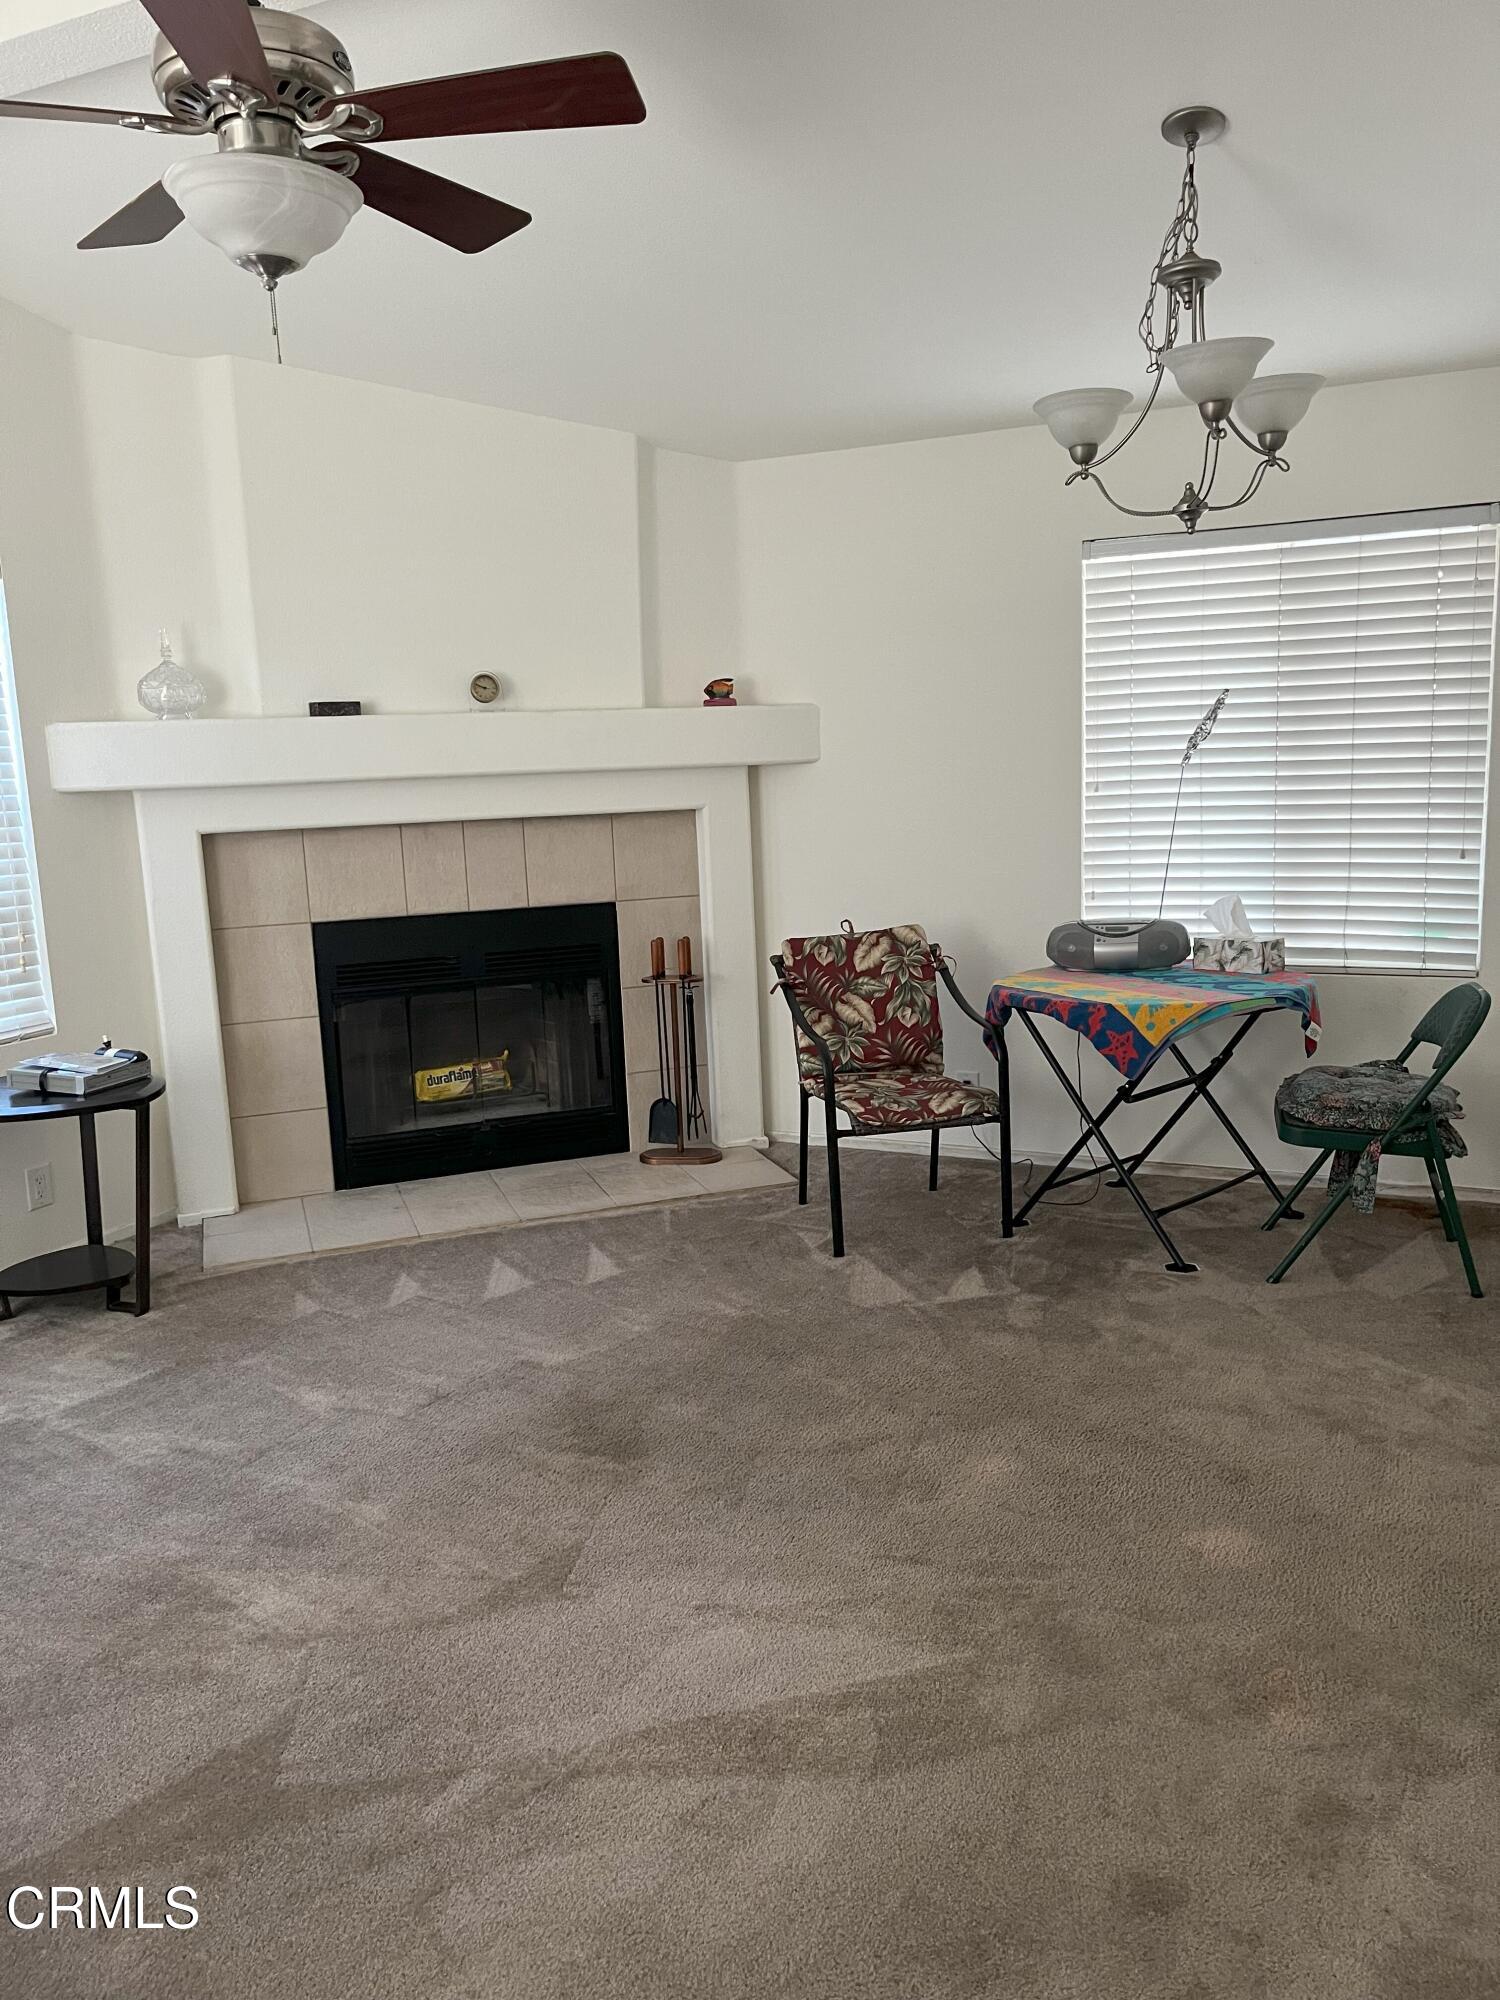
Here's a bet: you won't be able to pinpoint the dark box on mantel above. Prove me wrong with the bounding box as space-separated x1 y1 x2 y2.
309 701 362 717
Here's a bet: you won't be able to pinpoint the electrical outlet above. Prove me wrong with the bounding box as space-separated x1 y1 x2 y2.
25 1163 53 1211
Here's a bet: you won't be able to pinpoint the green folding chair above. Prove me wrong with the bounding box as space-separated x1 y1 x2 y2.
1261 982 1490 1298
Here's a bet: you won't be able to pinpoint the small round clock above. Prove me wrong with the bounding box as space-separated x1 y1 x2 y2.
469 672 501 705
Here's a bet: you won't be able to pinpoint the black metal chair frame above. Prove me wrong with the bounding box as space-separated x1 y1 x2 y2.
771 944 1014 1258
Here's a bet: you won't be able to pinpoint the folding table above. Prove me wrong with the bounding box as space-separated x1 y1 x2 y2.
985 966 1321 1273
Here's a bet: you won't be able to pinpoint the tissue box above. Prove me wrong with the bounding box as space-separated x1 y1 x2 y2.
1192 934 1286 974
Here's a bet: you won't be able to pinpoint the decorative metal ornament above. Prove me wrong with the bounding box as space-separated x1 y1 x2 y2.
469 672 501 705
136 629 206 719
1034 109 1323 532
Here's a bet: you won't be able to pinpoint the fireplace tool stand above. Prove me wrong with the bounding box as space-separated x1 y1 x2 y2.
640 935 721 1167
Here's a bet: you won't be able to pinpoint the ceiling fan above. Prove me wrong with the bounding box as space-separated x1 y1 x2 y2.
0 0 645 315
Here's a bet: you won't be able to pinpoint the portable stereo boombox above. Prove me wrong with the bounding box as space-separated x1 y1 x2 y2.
1046 919 1191 973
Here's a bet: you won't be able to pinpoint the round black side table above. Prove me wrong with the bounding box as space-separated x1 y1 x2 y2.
0 1075 164 1320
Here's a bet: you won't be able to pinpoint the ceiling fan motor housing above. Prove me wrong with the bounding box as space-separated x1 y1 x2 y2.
152 7 354 124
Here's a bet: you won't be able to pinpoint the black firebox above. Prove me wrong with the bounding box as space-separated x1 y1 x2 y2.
312 902 628 1189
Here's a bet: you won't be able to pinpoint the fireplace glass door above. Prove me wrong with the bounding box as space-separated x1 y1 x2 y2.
313 903 628 1187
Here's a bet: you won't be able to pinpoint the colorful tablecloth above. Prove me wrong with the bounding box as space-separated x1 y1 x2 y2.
985 967 1321 1082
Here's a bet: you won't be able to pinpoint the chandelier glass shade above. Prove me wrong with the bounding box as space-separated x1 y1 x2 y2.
1233 372 1324 446
1159 335 1273 409
1033 108 1323 532
1034 387 1134 454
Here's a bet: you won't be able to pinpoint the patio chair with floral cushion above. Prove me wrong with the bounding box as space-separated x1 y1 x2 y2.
771 921 1014 1257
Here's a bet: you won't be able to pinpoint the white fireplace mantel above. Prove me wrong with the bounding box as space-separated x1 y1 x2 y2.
47 707 819 1223
46 706 819 794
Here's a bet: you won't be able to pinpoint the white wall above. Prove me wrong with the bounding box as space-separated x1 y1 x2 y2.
639 446 741 705
0 302 166 1267
75 347 647 719
227 360 645 716
705 367 1500 1194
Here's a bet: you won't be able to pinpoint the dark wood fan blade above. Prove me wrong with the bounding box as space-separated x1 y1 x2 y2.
0 97 192 133
355 51 645 144
137 0 274 93
78 180 184 250
348 147 531 253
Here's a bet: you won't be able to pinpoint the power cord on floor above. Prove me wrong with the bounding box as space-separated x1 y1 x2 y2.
970 1030 1103 1206
939 947 1102 1208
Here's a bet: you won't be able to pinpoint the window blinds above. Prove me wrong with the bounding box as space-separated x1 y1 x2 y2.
0 589 53 1044
1082 505 1498 975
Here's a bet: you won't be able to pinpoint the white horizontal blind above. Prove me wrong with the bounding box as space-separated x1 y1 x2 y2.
0 586 54 1043
1082 506 1498 974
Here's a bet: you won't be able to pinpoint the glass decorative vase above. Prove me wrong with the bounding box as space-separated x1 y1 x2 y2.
136 631 206 720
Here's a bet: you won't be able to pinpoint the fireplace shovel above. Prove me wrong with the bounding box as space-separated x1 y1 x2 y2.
646 936 679 1145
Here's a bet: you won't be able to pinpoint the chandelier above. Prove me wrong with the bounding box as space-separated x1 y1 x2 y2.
1033 108 1322 532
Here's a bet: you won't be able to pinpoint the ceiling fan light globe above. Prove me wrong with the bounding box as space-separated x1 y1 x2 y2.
1033 387 1133 453
1232 371 1325 441
1162 336 1274 409
162 153 362 277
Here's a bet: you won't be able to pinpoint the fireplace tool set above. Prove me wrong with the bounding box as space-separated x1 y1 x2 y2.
641 936 720 1167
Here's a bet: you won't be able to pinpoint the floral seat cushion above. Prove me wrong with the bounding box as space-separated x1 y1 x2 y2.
1276 1058 1466 1215
779 924 944 1082
814 1067 1000 1131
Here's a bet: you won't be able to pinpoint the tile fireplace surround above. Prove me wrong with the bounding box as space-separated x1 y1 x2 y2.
208 814 701 1202
47 708 820 1223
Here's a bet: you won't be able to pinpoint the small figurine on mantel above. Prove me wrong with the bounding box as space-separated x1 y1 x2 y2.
703 677 736 708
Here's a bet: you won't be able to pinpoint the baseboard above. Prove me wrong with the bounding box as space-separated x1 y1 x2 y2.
107 1206 191 1241
769 1127 1500 1207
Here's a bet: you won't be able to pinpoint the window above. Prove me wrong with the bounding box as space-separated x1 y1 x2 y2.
0 588 53 1043
1082 504 1498 975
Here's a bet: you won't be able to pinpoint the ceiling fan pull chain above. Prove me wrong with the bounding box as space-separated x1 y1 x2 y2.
266 279 283 365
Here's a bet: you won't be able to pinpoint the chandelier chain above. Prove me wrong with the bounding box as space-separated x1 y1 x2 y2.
1137 144 1198 371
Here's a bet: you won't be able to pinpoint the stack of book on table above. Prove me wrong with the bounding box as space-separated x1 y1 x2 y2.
7 1044 152 1096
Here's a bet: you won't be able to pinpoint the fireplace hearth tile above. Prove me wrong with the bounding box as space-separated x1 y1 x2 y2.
197 1150 791 1272
304 1187 419 1252
492 1153 631 1185
684 1150 791 1192
202 1199 312 1269
503 1173 618 1222
203 1197 306 1239
589 1163 702 1206
398 1173 520 1237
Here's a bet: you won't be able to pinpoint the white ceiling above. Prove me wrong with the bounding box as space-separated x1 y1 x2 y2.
0 0 1497 459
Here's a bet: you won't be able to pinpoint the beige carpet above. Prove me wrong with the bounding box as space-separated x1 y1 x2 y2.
1 1148 1496 1998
